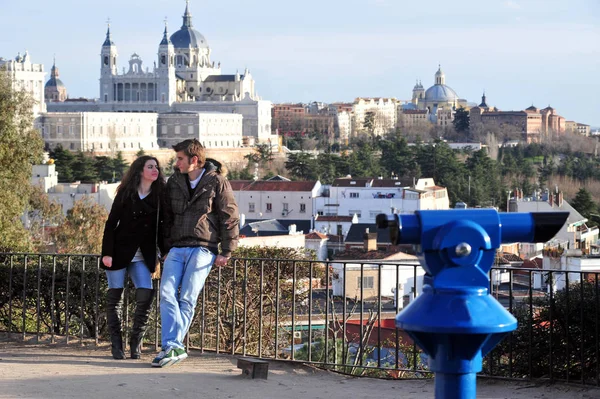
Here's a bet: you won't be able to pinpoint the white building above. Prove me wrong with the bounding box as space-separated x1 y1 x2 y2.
305 231 328 261
313 215 357 237
337 111 352 143
0 51 46 116
30 163 118 215
315 177 450 224
46 1 275 145
230 180 321 223
352 97 398 137
158 111 243 149
331 251 423 306
38 112 158 152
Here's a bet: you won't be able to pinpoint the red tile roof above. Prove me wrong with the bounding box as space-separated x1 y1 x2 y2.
229 180 317 192
305 232 328 240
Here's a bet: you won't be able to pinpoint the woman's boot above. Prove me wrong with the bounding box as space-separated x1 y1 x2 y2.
106 288 126 360
130 288 155 359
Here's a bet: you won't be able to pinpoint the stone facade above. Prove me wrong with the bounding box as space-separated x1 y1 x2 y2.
38 112 158 152
0 51 46 116
352 97 398 137
470 103 566 142
158 112 243 149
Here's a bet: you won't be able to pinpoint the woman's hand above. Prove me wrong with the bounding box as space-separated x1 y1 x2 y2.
102 256 113 268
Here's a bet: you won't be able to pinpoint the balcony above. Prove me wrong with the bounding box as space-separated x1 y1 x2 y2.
1 253 600 396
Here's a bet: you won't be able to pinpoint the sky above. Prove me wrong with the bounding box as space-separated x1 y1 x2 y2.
1 0 599 127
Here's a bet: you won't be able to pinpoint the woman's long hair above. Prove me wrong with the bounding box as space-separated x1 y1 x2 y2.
116 155 165 204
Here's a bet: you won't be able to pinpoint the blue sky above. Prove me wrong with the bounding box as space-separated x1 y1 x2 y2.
1 0 599 127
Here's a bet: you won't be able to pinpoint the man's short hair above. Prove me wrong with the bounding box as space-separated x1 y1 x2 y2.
173 139 205 166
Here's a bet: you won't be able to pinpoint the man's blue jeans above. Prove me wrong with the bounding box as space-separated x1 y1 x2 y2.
160 246 215 350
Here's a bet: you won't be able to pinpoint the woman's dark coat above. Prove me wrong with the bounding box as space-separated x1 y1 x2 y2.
101 189 163 272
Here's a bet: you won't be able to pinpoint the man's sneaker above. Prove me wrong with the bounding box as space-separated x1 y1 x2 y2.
151 349 167 367
153 347 187 368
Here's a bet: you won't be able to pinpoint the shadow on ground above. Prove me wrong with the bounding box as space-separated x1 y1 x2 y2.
0 340 598 399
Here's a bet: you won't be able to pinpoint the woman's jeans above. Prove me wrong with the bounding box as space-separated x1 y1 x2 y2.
159 246 215 350
105 261 153 289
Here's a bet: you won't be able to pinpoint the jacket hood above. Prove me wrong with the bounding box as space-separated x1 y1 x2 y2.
171 158 227 180
205 158 227 177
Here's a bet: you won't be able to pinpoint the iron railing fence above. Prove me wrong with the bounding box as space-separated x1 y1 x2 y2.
0 253 598 384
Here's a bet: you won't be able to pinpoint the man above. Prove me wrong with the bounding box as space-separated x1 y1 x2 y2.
152 139 239 367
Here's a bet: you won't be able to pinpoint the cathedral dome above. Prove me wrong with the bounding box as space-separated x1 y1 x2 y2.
170 27 208 49
424 84 458 102
45 77 65 88
170 1 208 49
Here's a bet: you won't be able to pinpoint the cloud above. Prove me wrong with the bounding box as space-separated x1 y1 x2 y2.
504 1 521 10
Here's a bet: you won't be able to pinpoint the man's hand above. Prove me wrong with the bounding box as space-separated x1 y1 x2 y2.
102 256 112 268
214 255 229 267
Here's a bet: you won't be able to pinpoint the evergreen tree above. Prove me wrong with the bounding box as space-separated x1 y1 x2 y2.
570 188 597 226
414 140 467 205
379 133 417 178
452 106 470 134
112 151 129 182
0 69 44 251
72 151 99 183
49 145 75 182
285 152 317 180
94 155 116 182
348 139 382 178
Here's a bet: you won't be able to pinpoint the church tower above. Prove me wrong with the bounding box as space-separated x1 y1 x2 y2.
434 65 445 85
100 24 118 103
412 80 424 105
479 91 488 109
157 23 177 105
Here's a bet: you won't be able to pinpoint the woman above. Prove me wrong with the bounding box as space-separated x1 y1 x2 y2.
101 156 165 360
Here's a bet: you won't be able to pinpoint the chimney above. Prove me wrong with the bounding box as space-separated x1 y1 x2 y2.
558 191 563 207
363 228 377 252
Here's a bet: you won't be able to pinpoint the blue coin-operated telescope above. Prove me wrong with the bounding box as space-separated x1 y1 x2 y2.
376 209 568 399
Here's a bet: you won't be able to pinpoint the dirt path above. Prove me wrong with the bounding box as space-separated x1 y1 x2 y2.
0 342 597 399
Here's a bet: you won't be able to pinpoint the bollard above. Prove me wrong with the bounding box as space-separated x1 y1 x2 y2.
377 209 568 399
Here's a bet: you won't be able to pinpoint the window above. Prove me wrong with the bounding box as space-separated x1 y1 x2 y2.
249 203 255 213
369 211 382 219
175 125 180 135
283 203 289 212
300 203 306 213
349 210 361 218
188 125 193 135
349 192 359 198
357 276 374 290
266 203 272 213
161 125 167 135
